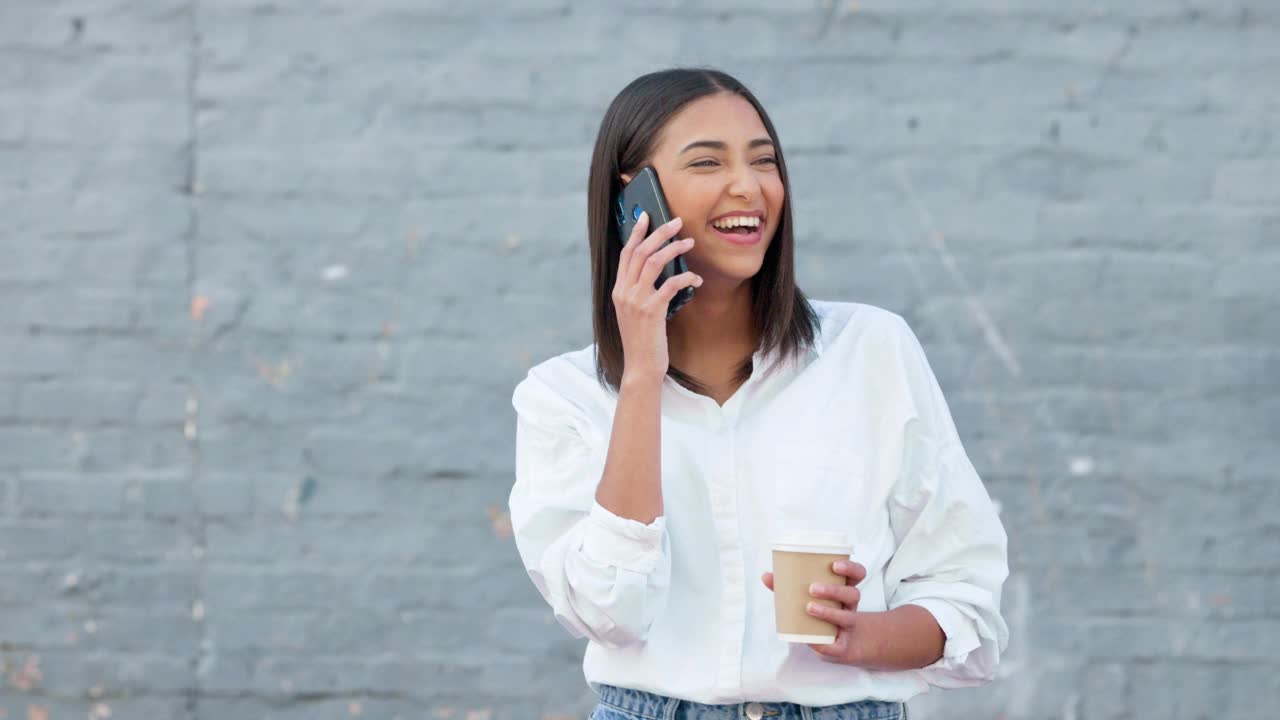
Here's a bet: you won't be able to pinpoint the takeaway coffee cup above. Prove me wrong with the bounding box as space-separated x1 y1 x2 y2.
771 530 853 644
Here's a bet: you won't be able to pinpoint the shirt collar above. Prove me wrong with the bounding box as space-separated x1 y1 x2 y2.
751 320 824 371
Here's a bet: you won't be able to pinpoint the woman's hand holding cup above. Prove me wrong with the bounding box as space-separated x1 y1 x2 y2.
763 558 868 664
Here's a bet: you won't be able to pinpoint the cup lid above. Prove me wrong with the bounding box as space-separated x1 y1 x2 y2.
772 530 852 555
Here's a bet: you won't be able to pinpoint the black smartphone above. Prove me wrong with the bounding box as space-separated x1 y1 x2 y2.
615 166 695 320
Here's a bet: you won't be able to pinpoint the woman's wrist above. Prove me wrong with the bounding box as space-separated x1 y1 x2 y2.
621 370 665 392
846 605 946 671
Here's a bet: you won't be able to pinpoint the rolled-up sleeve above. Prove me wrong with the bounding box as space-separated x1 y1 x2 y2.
882 316 1010 688
508 369 671 649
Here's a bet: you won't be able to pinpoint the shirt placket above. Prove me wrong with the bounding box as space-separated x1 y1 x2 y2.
710 400 746 698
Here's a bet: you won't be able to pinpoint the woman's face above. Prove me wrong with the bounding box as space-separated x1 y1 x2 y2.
623 92 784 289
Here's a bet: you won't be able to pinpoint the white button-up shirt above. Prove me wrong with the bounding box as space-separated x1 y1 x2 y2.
508 300 1009 705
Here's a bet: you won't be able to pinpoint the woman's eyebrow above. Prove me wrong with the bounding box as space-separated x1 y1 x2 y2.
677 137 774 155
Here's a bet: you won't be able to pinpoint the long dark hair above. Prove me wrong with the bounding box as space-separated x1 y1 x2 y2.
588 67 819 395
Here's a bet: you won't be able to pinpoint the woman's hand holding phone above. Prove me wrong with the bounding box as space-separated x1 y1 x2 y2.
613 211 702 383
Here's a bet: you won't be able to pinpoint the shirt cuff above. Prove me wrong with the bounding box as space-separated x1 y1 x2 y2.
580 501 666 574
906 598 983 670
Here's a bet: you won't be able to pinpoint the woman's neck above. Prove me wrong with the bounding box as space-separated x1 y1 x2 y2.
666 282 757 377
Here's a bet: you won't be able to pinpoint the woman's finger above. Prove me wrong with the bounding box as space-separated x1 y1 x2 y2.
811 583 861 610
761 572 774 592
808 579 860 602
808 630 850 660
637 236 694 291
833 560 867 585
806 601 857 629
616 210 649 284
653 271 702 308
626 215 683 287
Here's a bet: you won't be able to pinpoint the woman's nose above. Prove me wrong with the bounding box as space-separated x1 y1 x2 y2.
727 166 761 199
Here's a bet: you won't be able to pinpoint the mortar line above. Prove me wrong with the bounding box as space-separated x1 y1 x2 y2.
183 1 207 718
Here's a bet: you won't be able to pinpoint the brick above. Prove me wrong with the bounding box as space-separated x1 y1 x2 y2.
0 335 84 378
1129 663 1225 717
79 521 192 563
26 648 192 693
0 698 188 720
197 424 307 474
1037 203 1280 253
202 609 308 652
0 428 82 469
195 696 423 720
42 427 187 472
17 382 137 424
0 188 189 241
0 522 80 561
0 606 83 648
17 475 127 516
982 149 1213 202
1214 257 1280 299
8 290 133 331
1215 159 1280 204
23 97 188 147
1080 663 1128 720
203 568 358 611
202 516 494 566
193 476 255 516
82 336 189 380
0 145 186 194
1032 567 1270 619
89 567 198 608
0 1 188 50
135 381 189 425
899 17 1131 63
76 610 202 653
365 566 537 612
199 6 475 62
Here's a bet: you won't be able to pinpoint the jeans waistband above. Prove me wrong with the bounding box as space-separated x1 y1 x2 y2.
594 684 906 720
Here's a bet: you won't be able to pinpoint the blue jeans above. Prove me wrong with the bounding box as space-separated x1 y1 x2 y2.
590 684 907 720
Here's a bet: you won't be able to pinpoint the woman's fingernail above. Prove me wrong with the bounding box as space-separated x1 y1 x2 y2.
807 602 819 614
810 583 823 596
834 561 849 572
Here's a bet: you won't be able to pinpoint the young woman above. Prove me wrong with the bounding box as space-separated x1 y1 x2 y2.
509 68 1009 719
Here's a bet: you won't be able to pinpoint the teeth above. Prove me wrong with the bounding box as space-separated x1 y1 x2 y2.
712 216 761 229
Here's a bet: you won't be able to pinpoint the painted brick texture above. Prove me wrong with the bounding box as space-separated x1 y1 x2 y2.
0 1 1276 718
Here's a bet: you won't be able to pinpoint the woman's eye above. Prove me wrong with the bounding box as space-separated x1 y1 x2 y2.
690 158 776 168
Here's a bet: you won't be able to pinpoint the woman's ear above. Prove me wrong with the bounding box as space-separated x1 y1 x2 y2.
620 172 633 185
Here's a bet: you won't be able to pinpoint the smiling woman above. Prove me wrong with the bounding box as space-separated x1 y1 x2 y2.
508 67 1009 720
587 70 815 401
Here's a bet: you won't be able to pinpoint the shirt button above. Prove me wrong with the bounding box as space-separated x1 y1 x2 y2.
746 702 764 720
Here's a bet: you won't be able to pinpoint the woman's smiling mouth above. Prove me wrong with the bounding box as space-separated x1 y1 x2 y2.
709 212 765 245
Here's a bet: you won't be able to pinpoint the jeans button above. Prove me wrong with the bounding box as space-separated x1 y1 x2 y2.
745 703 764 720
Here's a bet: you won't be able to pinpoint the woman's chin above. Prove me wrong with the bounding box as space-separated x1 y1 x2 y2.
691 259 764 288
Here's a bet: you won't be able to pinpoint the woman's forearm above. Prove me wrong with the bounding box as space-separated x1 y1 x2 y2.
849 605 946 671
594 372 665 524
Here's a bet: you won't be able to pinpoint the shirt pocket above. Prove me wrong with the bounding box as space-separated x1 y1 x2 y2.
766 440 862 539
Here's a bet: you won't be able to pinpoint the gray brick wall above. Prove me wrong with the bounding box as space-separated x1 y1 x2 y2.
1 1 1276 718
